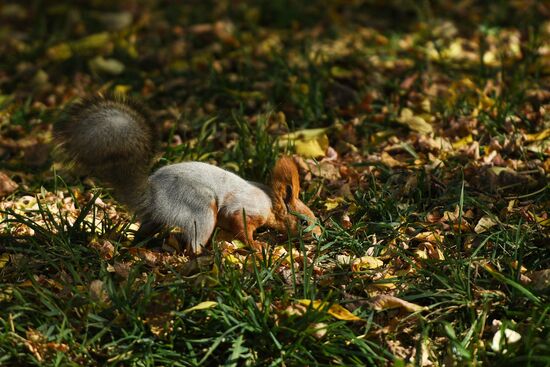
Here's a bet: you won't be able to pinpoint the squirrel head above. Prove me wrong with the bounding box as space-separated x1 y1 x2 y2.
270 156 321 238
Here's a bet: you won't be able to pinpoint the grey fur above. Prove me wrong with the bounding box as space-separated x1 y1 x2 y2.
146 162 272 251
55 96 272 252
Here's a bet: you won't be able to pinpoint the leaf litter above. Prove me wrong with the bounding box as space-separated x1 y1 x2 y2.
0 1 549 365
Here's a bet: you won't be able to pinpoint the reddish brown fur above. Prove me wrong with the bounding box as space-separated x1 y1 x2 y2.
215 156 320 252
267 156 321 238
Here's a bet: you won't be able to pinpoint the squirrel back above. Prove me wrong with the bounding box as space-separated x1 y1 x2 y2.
55 95 158 211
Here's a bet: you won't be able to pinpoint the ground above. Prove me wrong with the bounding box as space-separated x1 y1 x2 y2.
0 1 549 366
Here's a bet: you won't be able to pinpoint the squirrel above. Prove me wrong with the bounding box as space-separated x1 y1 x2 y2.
55 95 321 254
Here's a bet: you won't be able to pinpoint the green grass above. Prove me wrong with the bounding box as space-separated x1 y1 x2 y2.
1 0 550 365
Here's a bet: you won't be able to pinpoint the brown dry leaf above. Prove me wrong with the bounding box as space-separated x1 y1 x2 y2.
370 295 428 312
415 242 445 260
89 238 115 260
144 312 174 338
309 161 341 180
397 108 433 134
129 247 159 265
0 172 18 197
110 261 131 279
529 269 550 292
474 215 498 233
24 329 69 363
89 280 109 304
297 299 362 321
413 231 442 244
380 151 406 168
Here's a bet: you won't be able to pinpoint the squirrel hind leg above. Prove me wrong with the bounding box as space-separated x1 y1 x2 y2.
179 201 218 255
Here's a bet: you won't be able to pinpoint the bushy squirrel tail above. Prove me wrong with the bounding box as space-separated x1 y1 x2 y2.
54 94 159 211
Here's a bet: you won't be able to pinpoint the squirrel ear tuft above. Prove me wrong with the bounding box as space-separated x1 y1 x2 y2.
272 156 300 192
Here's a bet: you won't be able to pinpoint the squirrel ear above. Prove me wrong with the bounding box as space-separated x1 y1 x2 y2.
273 156 300 189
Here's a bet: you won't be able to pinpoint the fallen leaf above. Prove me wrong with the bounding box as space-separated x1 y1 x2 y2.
474 215 498 233
183 301 218 313
529 269 550 292
415 242 445 260
352 256 384 272
278 128 329 158
452 134 473 149
380 151 406 168
309 322 328 339
89 280 109 304
0 253 9 269
370 294 427 312
397 108 433 134
491 328 521 352
324 196 345 210
0 172 18 197
297 299 362 321
89 56 125 75
525 128 550 142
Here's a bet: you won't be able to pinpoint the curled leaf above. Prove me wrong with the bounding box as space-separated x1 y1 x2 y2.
370 295 427 312
474 215 498 233
183 301 218 313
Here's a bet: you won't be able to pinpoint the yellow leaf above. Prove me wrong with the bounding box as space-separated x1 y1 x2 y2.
278 128 329 158
0 253 9 269
525 128 550 142
326 304 362 321
370 273 397 290
297 299 362 321
352 256 384 272
529 211 550 227
72 32 111 53
324 197 345 210
298 299 324 309
370 295 427 312
452 134 473 149
230 239 247 249
89 56 125 75
114 85 131 95
183 301 218 313
396 108 433 134
224 254 241 265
